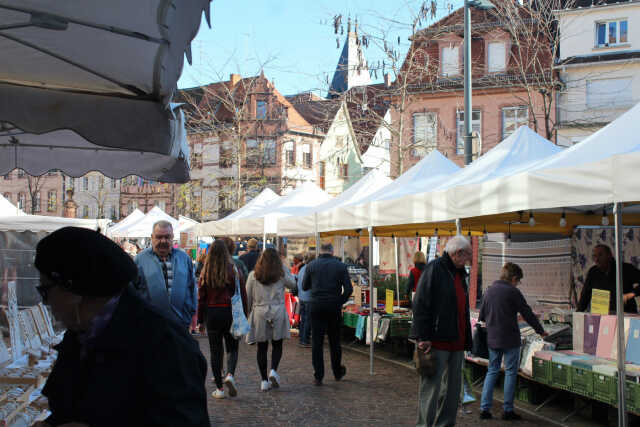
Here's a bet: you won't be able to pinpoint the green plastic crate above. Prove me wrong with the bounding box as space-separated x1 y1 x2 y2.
532 357 551 385
343 312 359 329
571 366 594 397
515 379 541 404
593 372 617 405
626 381 640 413
551 362 572 390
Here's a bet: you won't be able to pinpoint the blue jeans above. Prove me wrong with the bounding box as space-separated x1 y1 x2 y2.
480 346 521 413
299 301 311 344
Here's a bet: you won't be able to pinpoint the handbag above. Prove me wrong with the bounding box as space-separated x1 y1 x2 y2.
471 323 489 359
230 266 250 339
413 346 436 376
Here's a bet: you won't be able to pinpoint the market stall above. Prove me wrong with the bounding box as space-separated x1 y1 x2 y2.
109 206 178 239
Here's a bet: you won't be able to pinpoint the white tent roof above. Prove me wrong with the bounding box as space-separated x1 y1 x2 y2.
176 215 199 234
0 193 24 216
278 169 392 236
197 188 281 236
110 206 178 238
0 215 107 233
107 209 144 235
0 1 211 182
229 182 332 236
316 150 460 233
369 126 564 227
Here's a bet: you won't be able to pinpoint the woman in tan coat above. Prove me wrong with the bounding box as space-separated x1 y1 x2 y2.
246 248 296 391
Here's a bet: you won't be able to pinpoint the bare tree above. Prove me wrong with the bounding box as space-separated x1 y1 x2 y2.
26 174 47 215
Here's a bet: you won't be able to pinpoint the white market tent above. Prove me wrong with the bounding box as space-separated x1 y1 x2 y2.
0 193 24 216
107 209 144 236
110 206 178 238
176 215 199 235
316 150 460 236
277 169 392 237
0 1 212 182
0 215 108 233
196 187 281 236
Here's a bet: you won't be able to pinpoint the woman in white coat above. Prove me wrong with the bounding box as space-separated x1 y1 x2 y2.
245 248 296 391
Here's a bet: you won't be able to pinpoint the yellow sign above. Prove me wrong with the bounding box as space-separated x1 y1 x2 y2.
591 289 611 315
386 289 394 314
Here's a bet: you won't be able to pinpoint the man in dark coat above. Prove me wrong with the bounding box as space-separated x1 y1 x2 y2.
409 235 472 427
239 238 260 272
33 227 209 427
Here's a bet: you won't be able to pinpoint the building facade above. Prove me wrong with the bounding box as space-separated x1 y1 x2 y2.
119 177 176 219
556 0 640 146
0 170 64 216
63 172 120 219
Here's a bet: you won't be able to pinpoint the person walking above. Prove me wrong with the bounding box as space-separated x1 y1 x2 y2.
410 235 473 427
197 240 248 399
245 248 297 391
239 238 260 272
478 263 546 421
297 252 316 347
407 251 427 302
302 243 352 386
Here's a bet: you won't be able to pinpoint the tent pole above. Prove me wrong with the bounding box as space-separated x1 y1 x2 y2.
394 235 400 309
456 218 462 235
263 231 267 252
368 226 374 375
341 236 346 262
614 202 628 427
314 213 320 258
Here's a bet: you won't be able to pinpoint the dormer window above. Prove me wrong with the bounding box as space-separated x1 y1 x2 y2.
488 42 506 73
596 20 628 47
441 45 460 77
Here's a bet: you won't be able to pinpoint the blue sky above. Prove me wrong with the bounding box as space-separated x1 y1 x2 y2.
178 0 464 97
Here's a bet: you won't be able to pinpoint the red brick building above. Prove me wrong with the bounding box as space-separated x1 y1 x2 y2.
0 170 63 216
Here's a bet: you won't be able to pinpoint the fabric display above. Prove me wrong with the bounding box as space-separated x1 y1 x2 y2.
595 315 617 359
482 239 572 309
573 312 585 353
583 314 601 355
366 313 381 345
378 237 420 276
355 315 365 340
377 318 391 342
626 318 640 365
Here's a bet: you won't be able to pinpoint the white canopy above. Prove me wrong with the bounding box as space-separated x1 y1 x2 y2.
197 188 280 236
0 215 107 233
227 182 332 236
0 193 24 216
0 1 211 182
277 169 392 236
107 209 144 235
316 150 460 233
176 215 199 234
370 126 564 228
110 206 178 238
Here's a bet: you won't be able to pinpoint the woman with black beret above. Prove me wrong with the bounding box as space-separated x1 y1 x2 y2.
32 227 209 427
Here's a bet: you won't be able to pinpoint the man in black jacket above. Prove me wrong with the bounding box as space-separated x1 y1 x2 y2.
409 235 472 427
302 243 353 386
239 238 260 272
478 263 546 421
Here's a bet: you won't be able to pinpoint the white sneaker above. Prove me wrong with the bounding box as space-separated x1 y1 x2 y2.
260 380 271 391
224 373 237 397
212 388 225 399
268 369 280 388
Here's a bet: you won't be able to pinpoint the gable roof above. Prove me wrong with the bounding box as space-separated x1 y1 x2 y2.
344 84 390 154
287 97 342 134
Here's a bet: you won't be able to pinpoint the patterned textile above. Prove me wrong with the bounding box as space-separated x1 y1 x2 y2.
571 226 640 307
378 237 420 277
482 239 572 310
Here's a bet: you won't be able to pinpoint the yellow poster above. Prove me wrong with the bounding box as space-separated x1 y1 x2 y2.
591 289 611 315
386 289 394 314
353 285 362 307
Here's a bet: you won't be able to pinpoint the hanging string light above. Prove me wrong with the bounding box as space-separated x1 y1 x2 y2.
602 207 609 226
483 225 488 241
506 222 512 246
528 211 536 227
559 210 567 228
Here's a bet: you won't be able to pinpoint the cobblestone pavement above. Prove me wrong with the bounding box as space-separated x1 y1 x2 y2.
197 336 553 426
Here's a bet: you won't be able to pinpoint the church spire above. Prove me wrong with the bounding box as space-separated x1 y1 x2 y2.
327 20 371 98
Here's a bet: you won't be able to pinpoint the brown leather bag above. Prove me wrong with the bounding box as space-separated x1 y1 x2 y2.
414 347 436 376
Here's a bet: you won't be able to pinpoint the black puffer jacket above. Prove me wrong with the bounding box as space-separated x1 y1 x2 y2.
302 254 353 306
409 252 472 350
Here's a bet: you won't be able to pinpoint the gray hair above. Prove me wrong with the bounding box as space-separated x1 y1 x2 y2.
152 220 173 234
444 235 471 254
320 243 333 254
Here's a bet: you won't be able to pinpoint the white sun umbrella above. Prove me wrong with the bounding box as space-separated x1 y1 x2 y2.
0 193 24 216
107 208 144 235
196 188 280 237
110 206 178 239
0 1 212 182
277 169 392 237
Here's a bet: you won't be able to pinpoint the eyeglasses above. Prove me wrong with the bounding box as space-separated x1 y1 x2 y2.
36 281 57 304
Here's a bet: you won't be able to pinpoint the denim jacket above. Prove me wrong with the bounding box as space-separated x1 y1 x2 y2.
135 248 197 327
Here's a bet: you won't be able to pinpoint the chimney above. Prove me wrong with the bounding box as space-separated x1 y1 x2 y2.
230 73 241 87
384 73 392 88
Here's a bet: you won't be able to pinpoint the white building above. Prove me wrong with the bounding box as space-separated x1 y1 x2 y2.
556 1 640 146
65 172 120 219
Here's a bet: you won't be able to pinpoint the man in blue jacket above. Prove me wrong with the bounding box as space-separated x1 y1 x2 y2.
135 220 197 329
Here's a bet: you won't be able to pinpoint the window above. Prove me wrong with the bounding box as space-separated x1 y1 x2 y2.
319 161 326 189
441 46 459 77
264 139 276 166
302 144 312 168
340 163 349 178
3 172 11 180
256 100 267 119
220 141 233 168
488 42 506 73
98 176 104 190
285 141 295 167
47 191 57 212
109 205 117 220
587 78 633 108
47 170 57 176
111 177 117 189
16 169 24 178
158 201 167 211
456 110 482 155
412 112 437 157
336 135 345 148
82 205 88 218
17 193 25 210
83 177 89 191
246 139 259 166
32 192 41 213
596 20 628 47
502 106 529 139
127 201 137 214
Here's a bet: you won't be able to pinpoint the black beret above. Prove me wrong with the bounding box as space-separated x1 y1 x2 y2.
34 227 137 297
